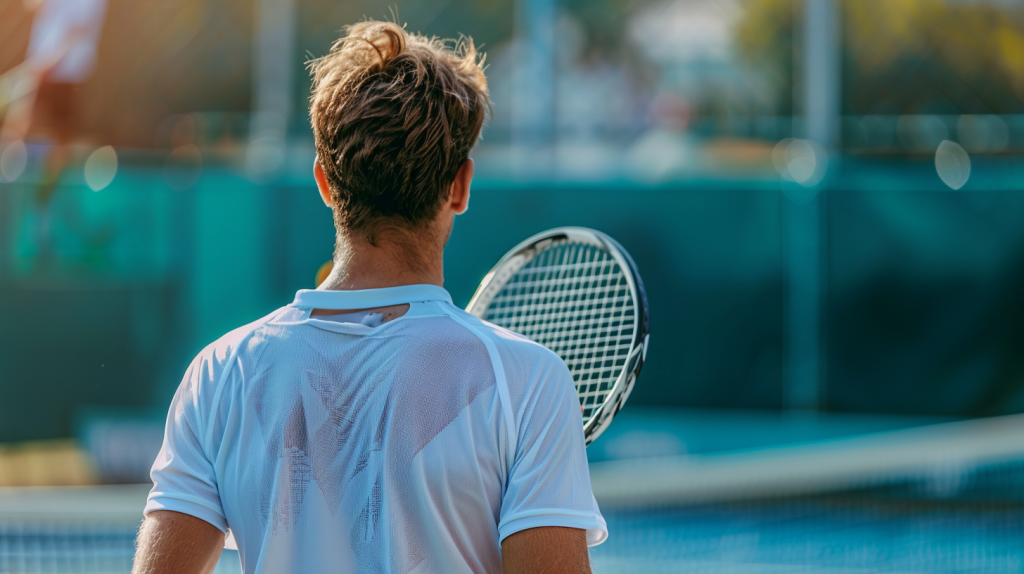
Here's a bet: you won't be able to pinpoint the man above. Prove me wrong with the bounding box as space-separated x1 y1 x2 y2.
132 21 605 573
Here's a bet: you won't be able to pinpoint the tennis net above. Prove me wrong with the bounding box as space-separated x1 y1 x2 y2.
0 485 240 574
587 411 1024 572
3 413 1024 572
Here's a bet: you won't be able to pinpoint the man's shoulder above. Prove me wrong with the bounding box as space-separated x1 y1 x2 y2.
442 309 576 420
192 307 290 372
443 306 565 368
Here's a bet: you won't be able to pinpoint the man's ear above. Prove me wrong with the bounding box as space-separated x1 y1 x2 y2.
314 157 332 208
449 159 473 215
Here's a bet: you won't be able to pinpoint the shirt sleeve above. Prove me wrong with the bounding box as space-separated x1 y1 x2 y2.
144 351 229 532
498 353 608 547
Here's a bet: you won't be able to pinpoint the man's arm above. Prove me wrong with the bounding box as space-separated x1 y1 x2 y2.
132 510 225 574
501 526 592 574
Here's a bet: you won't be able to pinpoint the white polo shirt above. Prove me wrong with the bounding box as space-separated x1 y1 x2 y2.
146 285 606 573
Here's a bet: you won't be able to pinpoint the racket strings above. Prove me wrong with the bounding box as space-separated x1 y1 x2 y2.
483 240 636 424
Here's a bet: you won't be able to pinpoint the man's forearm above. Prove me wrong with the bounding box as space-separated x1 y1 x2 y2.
501 526 592 574
132 510 225 574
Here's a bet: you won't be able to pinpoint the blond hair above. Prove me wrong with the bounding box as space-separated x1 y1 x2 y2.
308 21 490 243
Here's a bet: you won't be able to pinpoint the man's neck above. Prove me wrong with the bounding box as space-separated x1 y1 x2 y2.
318 227 445 291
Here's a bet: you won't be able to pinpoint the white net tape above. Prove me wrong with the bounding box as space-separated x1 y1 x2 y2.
483 239 636 423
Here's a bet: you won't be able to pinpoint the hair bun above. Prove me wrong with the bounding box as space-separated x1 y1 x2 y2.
351 21 407 72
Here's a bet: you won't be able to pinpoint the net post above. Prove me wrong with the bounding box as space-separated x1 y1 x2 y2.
784 0 840 410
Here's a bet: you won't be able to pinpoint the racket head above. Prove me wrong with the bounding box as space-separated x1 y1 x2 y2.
466 227 649 445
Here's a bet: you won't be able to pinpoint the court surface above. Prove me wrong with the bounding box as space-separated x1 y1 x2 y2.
3 407 1024 573
588 408 1024 573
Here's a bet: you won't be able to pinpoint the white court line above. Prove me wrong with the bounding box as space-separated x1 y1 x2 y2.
7 416 1023 521
0 483 150 521
590 413 1024 507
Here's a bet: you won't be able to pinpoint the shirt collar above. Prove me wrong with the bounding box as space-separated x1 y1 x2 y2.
290 284 453 309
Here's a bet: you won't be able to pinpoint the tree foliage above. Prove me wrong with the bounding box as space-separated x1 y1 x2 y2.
736 0 1024 114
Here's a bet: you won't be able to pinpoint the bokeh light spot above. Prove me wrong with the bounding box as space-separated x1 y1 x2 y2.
245 137 286 182
84 146 118 191
773 138 828 188
0 140 27 182
957 115 1009 154
935 140 971 190
772 138 794 176
897 115 949 152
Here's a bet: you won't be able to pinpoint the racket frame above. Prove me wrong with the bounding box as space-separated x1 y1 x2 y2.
466 227 650 445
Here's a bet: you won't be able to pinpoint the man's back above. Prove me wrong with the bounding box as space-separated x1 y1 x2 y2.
146 285 606 573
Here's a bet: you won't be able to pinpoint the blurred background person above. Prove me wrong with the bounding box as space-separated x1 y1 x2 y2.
1 0 108 232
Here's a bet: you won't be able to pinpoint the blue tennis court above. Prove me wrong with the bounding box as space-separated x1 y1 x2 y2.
592 500 1024 573
585 409 1024 572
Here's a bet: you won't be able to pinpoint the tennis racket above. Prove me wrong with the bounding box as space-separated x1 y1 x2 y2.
466 227 649 445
